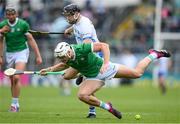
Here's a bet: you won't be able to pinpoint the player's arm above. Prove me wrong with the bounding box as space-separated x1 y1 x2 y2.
0 24 10 60
92 42 110 73
0 36 4 65
93 42 110 65
0 36 4 56
40 63 69 76
23 21 42 65
26 33 42 65
49 63 69 72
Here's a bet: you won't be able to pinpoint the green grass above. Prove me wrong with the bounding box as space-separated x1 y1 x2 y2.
0 85 180 123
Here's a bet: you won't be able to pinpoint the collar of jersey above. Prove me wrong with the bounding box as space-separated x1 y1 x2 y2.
8 17 18 27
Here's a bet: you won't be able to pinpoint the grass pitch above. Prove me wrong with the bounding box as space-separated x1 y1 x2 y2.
0 84 179 123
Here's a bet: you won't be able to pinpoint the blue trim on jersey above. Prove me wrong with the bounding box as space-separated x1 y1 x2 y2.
98 52 103 58
82 36 96 42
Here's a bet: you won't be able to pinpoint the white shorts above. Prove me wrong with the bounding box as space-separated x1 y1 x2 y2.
6 48 29 68
86 62 119 82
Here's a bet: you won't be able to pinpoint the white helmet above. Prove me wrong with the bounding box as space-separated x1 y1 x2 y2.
54 42 71 58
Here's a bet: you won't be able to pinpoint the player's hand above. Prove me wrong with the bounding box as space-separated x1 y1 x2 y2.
0 25 10 33
36 56 42 65
64 29 72 37
39 67 51 76
100 63 109 74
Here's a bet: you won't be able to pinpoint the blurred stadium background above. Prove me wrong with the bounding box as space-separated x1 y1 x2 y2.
0 0 179 87
0 0 180 123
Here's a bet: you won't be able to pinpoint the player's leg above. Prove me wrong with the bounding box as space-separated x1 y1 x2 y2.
63 67 97 118
10 62 26 112
158 72 167 94
86 93 96 118
76 75 96 118
114 49 171 79
114 58 151 78
78 80 122 119
8 49 29 112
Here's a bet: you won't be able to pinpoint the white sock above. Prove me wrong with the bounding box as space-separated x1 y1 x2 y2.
12 98 19 106
148 53 158 61
99 101 110 111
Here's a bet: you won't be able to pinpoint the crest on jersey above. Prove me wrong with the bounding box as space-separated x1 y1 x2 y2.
17 28 20 31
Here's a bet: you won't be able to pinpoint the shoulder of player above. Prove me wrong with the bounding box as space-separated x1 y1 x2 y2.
0 19 8 26
71 43 83 49
72 43 92 54
79 16 92 25
18 18 29 25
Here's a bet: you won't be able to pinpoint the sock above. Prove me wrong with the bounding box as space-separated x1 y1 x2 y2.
12 98 19 107
148 53 158 61
89 106 96 114
99 101 110 111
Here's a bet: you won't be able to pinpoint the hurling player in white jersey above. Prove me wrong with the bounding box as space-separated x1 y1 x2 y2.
73 16 99 44
62 4 102 118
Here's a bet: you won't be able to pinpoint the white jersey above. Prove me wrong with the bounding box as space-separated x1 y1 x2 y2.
73 16 99 44
73 15 102 57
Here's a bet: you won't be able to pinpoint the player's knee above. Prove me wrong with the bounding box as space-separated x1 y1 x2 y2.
131 71 142 78
77 92 88 101
13 75 20 83
134 72 142 78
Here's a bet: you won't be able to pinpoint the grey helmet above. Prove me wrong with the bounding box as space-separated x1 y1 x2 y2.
62 4 80 16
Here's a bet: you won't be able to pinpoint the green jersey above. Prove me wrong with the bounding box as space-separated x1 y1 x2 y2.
67 43 103 77
0 18 30 52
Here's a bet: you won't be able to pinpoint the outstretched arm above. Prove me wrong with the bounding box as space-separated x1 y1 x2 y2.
39 63 69 75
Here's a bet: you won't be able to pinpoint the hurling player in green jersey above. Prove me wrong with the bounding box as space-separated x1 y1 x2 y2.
40 42 170 119
0 6 42 112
